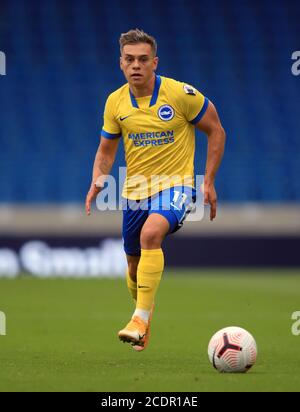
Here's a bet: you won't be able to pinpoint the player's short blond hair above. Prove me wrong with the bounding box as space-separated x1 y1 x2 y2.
119 29 157 56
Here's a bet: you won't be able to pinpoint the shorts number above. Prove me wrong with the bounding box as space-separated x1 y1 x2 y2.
173 191 187 209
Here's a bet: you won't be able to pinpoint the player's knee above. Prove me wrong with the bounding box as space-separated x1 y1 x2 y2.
140 227 163 248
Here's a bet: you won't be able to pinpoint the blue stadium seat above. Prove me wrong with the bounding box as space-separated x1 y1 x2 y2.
0 0 299 203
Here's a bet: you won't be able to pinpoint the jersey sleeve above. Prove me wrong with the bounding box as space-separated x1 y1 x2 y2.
178 83 209 124
101 94 122 139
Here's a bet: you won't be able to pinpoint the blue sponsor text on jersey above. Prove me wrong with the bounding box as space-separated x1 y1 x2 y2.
128 130 175 147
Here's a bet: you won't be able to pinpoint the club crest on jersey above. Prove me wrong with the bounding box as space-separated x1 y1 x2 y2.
158 105 175 121
183 84 197 95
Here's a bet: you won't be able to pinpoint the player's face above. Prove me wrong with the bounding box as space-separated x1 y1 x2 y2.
120 43 158 87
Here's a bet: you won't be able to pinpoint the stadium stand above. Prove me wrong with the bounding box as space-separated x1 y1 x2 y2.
0 0 300 203
0 0 299 274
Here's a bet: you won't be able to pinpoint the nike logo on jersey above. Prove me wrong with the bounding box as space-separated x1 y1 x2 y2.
120 115 131 121
138 285 150 289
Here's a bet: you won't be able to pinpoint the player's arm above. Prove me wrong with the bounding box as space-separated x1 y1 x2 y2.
195 101 226 221
85 137 120 216
86 92 121 215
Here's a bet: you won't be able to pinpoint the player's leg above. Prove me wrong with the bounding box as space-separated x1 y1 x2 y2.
118 198 149 345
132 186 196 325
133 213 168 320
126 254 140 303
119 213 168 347
130 214 168 350
126 254 155 351
119 187 196 348
121 197 146 303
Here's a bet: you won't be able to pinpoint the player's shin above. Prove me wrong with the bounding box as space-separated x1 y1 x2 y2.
126 270 137 303
134 248 164 322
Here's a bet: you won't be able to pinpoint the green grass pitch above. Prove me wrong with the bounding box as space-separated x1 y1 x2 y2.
0 269 300 392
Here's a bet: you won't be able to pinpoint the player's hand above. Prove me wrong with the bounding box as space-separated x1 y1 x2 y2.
85 184 101 216
203 179 217 221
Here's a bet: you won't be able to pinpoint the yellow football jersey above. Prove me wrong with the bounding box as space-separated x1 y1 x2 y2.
101 75 208 200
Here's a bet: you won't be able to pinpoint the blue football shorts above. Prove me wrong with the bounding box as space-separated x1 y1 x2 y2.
122 186 196 256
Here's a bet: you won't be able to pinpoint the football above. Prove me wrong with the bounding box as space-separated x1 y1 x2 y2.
208 326 257 373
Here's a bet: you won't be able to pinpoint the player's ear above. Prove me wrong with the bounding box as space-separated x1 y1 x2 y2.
153 56 159 70
120 56 123 70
